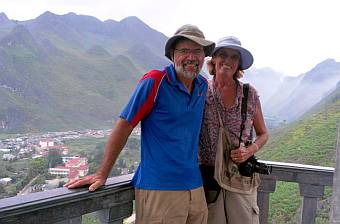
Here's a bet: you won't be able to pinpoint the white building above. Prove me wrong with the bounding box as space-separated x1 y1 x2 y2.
39 139 54 148
2 154 16 161
49 167 70 176
49 157 89 180
0 148 11 153
62 156 80 163
0 177 12 185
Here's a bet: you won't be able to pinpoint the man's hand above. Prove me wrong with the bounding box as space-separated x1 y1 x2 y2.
64 173 106 192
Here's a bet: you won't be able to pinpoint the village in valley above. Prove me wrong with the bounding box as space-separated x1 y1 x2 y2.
0 128 141 197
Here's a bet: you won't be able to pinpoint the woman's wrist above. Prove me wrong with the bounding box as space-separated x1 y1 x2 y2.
252 142 259 153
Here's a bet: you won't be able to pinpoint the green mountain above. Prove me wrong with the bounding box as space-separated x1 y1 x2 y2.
0 12 169 133
257 83 340 223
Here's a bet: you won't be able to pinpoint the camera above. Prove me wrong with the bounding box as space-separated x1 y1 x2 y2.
238 141 272 177
238 156 272 177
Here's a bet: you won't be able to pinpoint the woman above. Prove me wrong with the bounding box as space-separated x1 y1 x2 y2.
199 36 268 224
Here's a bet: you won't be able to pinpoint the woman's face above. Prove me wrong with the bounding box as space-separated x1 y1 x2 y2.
212 48 240 78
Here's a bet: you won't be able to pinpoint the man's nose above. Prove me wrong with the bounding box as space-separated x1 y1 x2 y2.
186 52 196 59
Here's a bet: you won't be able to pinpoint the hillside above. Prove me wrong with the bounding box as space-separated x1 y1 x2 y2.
0 12 169 133
257 84 340 223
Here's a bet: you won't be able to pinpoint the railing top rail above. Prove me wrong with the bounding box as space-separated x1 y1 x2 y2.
259 160 334 173
0 174 134 218
258 160 334 186
0 161 336 220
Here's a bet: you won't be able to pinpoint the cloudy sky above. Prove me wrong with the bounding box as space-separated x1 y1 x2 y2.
1 0 340 76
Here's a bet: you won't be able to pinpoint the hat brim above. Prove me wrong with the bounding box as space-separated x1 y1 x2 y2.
212 45 254 70
165 34 215 60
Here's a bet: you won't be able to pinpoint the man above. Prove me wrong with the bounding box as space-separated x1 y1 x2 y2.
65 24 215 224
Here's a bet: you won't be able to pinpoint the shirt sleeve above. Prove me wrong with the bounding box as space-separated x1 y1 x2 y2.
120 77 156 128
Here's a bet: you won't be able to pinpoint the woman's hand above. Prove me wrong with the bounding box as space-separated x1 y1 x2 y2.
230 142 253 164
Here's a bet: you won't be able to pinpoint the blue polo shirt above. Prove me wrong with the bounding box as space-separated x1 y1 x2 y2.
120 64 208 190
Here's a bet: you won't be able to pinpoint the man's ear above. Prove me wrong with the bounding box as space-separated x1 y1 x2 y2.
170 50 174 61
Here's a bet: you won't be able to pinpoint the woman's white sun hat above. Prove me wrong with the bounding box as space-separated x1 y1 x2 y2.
212 36 254 70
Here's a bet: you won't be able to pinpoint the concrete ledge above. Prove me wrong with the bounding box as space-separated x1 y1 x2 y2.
0 174 134 224
0 162 336 224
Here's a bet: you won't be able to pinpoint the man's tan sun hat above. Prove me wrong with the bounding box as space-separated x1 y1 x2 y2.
165 24 215 60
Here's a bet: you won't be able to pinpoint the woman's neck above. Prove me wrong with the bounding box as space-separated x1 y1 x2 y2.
213 74 238 108
214 75 236 88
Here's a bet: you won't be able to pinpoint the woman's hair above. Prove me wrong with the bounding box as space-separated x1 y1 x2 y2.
206 57 244 80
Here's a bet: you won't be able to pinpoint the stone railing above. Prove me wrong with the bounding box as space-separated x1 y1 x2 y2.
257 161 334 224
0 164 335 224
0 174 135 224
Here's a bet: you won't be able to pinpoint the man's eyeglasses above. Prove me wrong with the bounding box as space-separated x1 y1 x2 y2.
175 48 204 56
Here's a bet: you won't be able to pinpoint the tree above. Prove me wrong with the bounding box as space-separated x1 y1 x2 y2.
128 165 135 173
28 157 48 180
5 164 15 173
0 184 6 194
16 180 24 192
110 166 121 177
47 149 63 168
87 143 105 174
0 163 7 178
125 137 140 150
117 158 126 168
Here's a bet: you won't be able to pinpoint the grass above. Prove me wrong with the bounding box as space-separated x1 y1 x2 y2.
64 137 108 156
0 133 18 140
269 182 301 224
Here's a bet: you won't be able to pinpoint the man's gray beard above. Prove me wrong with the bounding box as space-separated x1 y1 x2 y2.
175 64 199 79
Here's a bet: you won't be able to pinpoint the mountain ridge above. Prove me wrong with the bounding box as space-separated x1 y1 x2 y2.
0 11 339 132
0 11 168 133
256 58 340 122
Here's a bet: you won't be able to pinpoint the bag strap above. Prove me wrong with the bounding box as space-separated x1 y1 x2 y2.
238 83 249 147
211 83 224 127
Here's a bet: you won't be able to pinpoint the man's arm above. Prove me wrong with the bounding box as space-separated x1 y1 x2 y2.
65 118 133 191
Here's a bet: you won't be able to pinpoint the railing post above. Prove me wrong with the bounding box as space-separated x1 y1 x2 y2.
330 123 340 224
299 183 324 224
257 175 277 224
96 201 133 224
55 217 82 224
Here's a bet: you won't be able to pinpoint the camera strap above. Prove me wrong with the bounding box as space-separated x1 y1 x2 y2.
238 83 249 147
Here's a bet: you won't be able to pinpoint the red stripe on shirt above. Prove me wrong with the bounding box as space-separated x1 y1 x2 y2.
130 70 165 127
